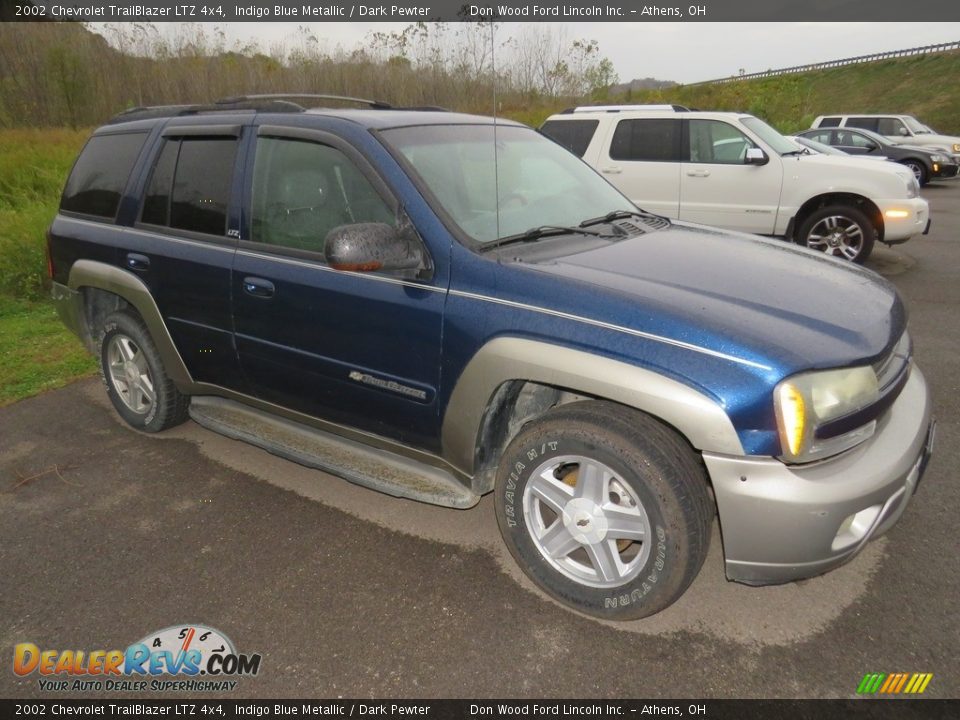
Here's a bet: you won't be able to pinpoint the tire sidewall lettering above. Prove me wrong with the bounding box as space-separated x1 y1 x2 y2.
498 430 673 615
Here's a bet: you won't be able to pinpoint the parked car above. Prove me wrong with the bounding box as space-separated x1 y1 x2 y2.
50 96 935 620
788 135 888 162
541 106 929 263
811 114 960 158
798 126 958 186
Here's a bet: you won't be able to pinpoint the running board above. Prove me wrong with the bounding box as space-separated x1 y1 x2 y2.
188 396 479 509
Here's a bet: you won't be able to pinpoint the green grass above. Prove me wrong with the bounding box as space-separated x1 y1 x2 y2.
0 128 95 405
0 296 96 406
625 50 960 135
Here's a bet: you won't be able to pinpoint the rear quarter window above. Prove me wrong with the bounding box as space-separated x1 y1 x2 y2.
60 132 148 219
540 119 599 157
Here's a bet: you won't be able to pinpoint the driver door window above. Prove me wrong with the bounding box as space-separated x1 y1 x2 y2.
686 120 755 164
250 137 394 255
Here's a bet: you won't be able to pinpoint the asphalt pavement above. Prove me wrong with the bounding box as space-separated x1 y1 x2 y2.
2 183 958 699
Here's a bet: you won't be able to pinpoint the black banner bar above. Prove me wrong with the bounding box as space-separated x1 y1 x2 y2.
6 0 960 22
1 699 959 719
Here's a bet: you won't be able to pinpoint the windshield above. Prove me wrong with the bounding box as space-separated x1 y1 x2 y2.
381 124 635 245
740 116 799 156
904 116 928 133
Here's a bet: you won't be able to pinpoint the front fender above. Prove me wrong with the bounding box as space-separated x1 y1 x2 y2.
440 337 744 476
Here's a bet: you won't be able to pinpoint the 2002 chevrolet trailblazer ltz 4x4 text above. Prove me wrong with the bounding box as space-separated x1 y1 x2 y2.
49 95 935 619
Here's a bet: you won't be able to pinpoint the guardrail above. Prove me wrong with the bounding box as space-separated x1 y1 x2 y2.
689 41 960 86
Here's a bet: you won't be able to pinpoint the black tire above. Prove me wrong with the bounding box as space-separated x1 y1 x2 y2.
901 159 928 187
99 310 189 432
494 401 713 620
796 204 876 264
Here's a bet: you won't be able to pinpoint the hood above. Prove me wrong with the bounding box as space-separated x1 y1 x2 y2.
524 223 906 374
910 132 960 150
792 151 911 178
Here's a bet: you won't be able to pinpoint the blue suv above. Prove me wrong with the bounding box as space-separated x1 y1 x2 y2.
49 95 935 619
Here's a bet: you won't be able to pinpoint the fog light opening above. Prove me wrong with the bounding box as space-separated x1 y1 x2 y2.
831 504 882 551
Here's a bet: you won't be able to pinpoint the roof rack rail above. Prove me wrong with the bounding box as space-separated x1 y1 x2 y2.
107 99 305 124
216 93 393 110
571 104 690 113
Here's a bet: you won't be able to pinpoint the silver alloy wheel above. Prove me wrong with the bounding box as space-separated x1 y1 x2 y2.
804 214 865 261
106 334 156 415
905 161 924 183
522 455 651 588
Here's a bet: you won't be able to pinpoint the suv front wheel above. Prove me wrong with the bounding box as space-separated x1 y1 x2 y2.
494 401 713 619
99 310 189 432
797 204 876 264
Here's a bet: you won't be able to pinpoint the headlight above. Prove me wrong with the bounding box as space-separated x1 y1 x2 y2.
930 154 945 162
774 366 879 462
953 143 960 153
904 174 919 198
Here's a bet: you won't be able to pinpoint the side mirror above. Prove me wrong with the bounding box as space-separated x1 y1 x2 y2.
324 223 424 275
745 147 769 166
898 127 909 136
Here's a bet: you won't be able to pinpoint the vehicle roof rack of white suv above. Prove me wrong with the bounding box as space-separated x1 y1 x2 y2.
565 104 691 114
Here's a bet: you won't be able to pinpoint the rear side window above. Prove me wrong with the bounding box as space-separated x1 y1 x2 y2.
847 117 880 132
140 137 238 236
805 130 833 144
60 133 147 219
817 117 841 128
609 119 680 162
540 120 599 157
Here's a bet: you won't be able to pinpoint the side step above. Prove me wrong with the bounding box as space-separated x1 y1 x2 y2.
188 396 479 509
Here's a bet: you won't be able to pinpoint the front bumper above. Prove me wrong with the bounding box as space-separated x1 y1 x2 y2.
877 197 929 243
704 365 934 585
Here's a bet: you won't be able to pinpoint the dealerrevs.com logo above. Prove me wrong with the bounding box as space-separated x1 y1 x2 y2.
13 624 261 692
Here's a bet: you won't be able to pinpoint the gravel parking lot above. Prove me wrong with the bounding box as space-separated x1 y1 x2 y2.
1 182 958 699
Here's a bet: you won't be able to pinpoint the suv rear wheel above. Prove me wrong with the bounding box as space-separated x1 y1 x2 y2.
99 310 189 432
494 401 713 619
797 204 876 264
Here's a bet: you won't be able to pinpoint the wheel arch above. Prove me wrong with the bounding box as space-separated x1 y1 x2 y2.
68 259 194 388
440 337 744 493
792 193 884 243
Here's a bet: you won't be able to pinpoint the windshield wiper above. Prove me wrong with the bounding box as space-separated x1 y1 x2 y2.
782 149 807 157
481 225 618 252
579 208 669 228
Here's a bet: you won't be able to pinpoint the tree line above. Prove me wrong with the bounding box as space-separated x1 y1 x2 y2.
0 22 618 128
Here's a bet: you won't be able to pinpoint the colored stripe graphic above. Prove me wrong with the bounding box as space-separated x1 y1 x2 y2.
857 672 932 694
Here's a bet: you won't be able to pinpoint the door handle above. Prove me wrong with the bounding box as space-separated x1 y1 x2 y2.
243 277 275 298
686 169 711 177
601 166 622 175
126 253 150 271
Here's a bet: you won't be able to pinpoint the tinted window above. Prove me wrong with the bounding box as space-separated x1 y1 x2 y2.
61 133 147 218
540 120 599 157
251 137 394 253
141 140 179 226
609 119 680 161
847 117 880 132
687 120 756 164
169 138 237 236
818 117 841 128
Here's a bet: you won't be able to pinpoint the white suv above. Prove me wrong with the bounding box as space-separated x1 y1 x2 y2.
812 114 960 158
541 106 930 263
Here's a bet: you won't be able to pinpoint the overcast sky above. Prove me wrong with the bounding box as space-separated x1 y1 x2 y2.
89 22 960 83
215 22 960 83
